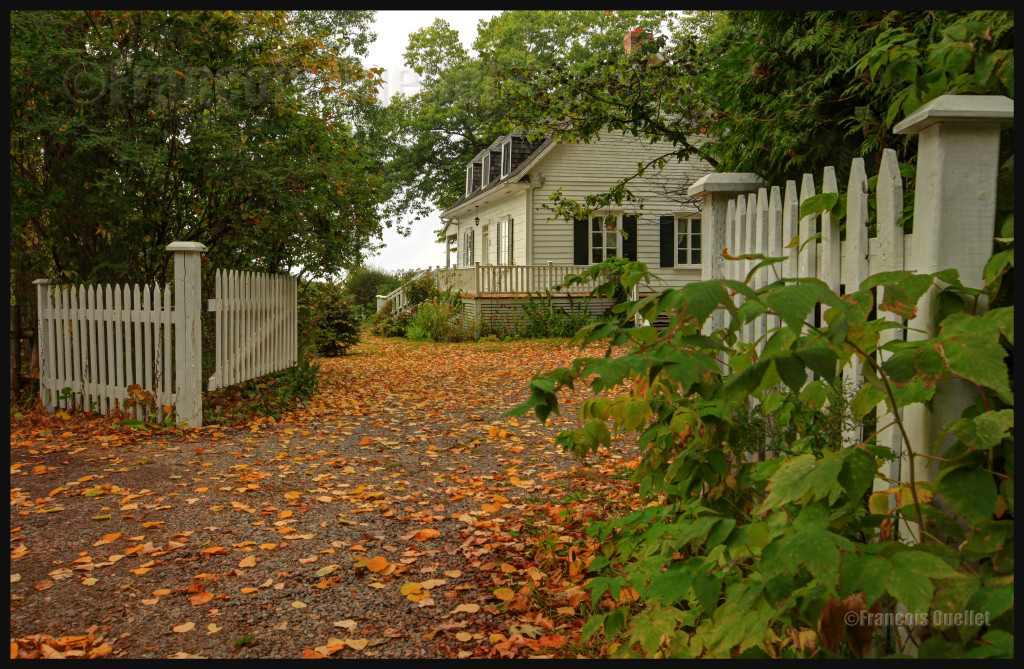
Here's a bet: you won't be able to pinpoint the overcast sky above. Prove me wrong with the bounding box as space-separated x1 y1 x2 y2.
361 11 501 273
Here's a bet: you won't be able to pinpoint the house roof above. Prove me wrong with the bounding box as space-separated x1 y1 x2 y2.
439 135 554 219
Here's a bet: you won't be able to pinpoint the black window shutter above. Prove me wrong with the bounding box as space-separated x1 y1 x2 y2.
573 218 588 265
621 215 637 261
659 215 675 267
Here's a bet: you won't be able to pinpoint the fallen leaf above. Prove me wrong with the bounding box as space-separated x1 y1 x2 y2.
172 622 195 633
190 591 214 606
239 555 257 568
493 587 515 601
366 556 389 573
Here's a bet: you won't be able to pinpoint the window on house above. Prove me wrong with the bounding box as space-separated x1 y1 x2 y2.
462 228 474 265
500 138 512 177
676 217 701 265
591 215 618 263
496 218 514 265
465 164 474 197
482 154 491 186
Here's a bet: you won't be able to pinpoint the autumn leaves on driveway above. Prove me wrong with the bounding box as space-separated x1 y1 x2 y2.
11 335 640 659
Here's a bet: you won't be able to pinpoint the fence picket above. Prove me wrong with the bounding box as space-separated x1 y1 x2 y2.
875 149 906 485
782 181 799 280
798 174 817 322
821 167 841 296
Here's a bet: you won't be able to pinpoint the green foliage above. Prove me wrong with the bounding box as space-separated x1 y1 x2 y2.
499 292 595 339
343 265 410 320
408 295 472 343
10 10 386 295
511 249 1014 658
404 274 438 308
298 280 360 357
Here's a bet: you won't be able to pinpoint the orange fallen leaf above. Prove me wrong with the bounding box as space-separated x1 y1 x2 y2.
241 587 259 594
239 556 257 568
172 622 195 633
303 649 325 659
413 528 441 541
201 546 227 556
190 591 214 606
452 603 480 614
366 556 389 573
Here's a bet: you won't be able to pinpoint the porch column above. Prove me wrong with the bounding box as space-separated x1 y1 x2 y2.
445 236 451 269
687 173 764 333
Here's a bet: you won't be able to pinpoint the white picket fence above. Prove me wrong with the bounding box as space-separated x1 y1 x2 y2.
689 94 1013 492
707 149 908 477
206 269 298 391
35 242 299 427
34 281 177 420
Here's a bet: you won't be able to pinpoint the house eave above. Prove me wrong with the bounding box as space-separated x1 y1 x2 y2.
439 180 533 220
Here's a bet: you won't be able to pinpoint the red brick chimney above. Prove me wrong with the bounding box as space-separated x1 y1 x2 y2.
624 28 652 54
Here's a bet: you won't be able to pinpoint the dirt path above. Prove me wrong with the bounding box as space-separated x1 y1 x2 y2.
10 335 639 659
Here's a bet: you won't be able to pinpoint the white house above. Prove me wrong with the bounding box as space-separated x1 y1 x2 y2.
378 128 715 327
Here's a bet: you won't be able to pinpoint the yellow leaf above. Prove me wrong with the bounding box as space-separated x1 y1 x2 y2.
291 601 307 609
345 638 368 651
456 632 472 642
172 622 195 633
493 587 515 601
239 556 257 568
400 582 423 596
206 624 221 634
452 603 480 614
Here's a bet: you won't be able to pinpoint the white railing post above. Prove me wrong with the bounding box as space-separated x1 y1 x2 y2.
688 174 764 333
894 94 1013 486
166 241 207 428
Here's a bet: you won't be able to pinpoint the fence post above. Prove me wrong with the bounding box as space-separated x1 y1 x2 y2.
166 241 207 428
893 94 1013 483
688 173 764 333
33 279 52 410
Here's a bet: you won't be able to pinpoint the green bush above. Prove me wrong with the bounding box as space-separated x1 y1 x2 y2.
409 296 471 342
404 273 437 307
342 265 409 320
512 253 1014 658
298 280 359 356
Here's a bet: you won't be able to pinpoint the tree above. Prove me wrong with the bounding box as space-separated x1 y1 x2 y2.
10 10 387 291
489 10 1013 191
374 11 672 236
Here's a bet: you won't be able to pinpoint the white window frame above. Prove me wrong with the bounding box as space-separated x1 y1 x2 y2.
590 214 621 264
496 217 514 265
462 227 475 265
676 216 702 266
500 138 512 178
482 153 491 186
465 164 474 197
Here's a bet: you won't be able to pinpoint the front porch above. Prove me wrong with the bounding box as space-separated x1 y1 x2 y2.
375 262 700 314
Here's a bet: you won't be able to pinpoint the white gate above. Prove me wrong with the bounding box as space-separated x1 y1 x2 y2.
206 269 298 391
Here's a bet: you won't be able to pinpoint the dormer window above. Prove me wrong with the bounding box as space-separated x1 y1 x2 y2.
500 138 512 178
465 162 482 196
482 153 491 186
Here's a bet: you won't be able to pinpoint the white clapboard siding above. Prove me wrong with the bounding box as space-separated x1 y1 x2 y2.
718 149 916 454
35 279 177 418
207 269 298 392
